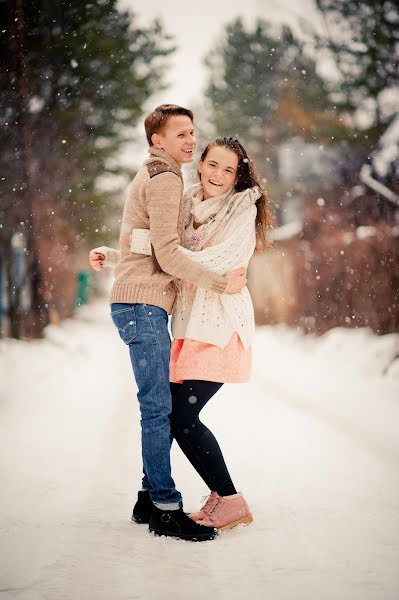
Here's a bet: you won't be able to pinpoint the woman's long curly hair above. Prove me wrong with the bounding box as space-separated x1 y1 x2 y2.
199 137 274 252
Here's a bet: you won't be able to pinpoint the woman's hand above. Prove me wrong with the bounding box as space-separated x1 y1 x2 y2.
89 250 105 271
186 282 197 294
225 267 247 294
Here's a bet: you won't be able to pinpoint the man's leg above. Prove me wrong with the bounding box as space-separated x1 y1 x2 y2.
111 302 181 509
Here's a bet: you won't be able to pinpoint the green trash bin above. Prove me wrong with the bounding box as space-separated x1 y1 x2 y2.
76 270 90 306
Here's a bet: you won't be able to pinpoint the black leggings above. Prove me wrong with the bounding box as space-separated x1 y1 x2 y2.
169 380 237 497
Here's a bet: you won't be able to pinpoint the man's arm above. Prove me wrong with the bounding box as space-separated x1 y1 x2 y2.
147 171 228 293
178 208 257 273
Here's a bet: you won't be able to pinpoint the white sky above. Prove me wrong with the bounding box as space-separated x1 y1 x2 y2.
119 0 323 107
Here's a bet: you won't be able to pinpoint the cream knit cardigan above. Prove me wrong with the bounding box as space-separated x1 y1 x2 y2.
172 185 257 348
97 185 258 349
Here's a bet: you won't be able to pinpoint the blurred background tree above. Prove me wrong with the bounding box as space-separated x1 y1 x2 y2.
315 0 399 195
316 0 399 126
0 0 174 336
1 1 398 339
312 0 399 225
247 1 399 334
205 18 333 151
202 17 353 220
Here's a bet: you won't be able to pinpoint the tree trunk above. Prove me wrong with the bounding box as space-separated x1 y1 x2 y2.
10 0 48 338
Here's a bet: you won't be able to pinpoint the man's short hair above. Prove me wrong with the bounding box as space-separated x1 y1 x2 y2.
144 104 194 146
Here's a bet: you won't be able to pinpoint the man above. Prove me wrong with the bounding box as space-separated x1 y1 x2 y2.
90 104 246 541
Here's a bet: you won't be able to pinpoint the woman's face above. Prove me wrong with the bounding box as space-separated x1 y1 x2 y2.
198 145 239 199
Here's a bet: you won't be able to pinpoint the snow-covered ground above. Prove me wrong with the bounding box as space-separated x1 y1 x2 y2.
1 302 398 600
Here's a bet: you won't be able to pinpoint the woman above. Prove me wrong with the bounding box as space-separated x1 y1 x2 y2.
90 137 273 531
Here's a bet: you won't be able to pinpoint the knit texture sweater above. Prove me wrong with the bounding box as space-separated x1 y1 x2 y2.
171 185 258 348
108 148 227 313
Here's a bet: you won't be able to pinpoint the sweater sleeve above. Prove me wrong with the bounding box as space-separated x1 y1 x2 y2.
146 172 227 293
93 246 121 268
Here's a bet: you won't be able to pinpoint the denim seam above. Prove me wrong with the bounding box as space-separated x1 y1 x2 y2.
110 305 135 316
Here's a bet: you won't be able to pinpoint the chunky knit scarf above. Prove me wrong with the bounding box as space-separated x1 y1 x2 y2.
183 183 261 250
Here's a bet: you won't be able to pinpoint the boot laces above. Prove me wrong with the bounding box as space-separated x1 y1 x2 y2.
201 493 220 516
205 496 223 520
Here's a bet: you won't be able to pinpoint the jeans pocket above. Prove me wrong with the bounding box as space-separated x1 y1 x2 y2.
110 305 137 345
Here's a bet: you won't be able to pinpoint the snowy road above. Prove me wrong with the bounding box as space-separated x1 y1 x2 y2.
1 303 398 600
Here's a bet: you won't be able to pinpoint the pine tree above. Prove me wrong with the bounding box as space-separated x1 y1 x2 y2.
1 0 174 236
0 0 174 337
315 0 399 127
316 0 399 210
203 18 340 181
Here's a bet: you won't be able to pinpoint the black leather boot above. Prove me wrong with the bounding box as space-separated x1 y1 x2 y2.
149 506 218 541
131 490 153 524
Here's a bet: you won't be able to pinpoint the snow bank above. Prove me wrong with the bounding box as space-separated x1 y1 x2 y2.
1 305 399 599
253 324 399 468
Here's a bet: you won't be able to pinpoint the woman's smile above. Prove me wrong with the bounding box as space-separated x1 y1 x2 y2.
198 145 238 199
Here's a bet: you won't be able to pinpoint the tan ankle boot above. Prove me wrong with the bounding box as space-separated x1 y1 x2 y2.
198 492 253 531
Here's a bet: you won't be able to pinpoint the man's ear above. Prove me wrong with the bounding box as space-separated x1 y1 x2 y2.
151 132 162 148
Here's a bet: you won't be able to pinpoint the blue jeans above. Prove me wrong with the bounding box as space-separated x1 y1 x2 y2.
110 302 182 510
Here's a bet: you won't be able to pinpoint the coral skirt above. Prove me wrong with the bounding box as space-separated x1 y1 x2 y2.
170 332 252 384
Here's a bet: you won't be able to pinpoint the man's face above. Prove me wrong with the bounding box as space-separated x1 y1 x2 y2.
151 115 196 166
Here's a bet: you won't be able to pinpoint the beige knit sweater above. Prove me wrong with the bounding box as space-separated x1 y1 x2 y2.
108 148 227 313
171 186 258 348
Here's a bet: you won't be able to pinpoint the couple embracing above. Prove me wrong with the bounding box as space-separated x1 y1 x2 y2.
90 104 273 542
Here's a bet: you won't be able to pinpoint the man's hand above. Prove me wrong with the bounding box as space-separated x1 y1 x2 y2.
224 267 247 294
89 250 105 271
